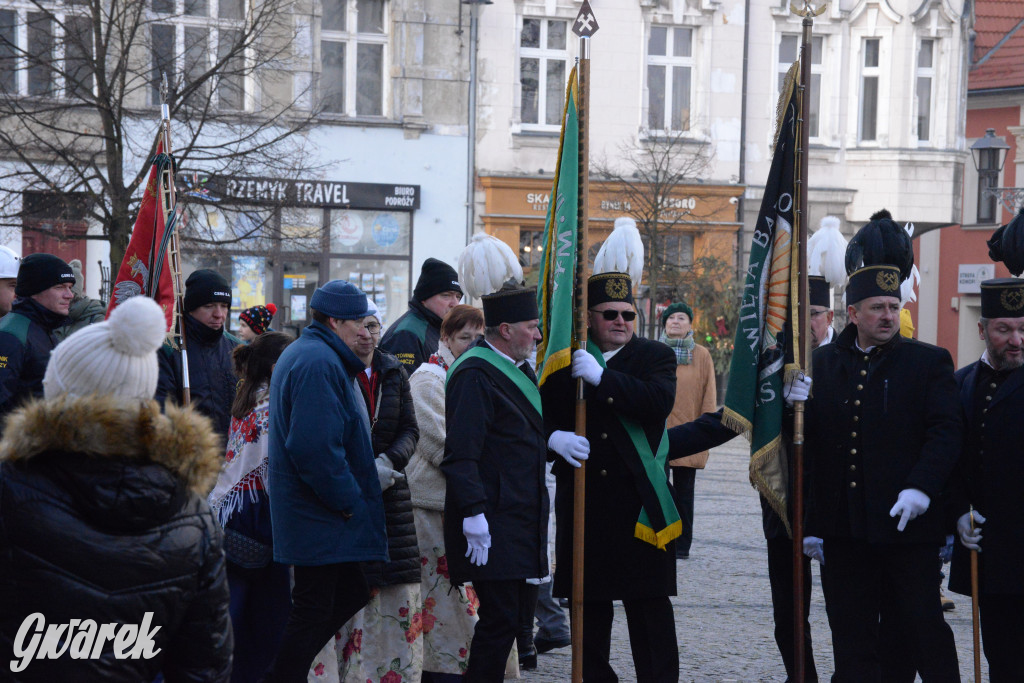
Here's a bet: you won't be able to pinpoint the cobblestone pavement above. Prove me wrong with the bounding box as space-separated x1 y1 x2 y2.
522 436 989 682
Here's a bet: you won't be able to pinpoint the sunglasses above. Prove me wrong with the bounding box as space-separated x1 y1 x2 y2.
592 309 637 322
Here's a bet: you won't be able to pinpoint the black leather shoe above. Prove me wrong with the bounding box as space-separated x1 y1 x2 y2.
519 647 538 670
534 635 571 654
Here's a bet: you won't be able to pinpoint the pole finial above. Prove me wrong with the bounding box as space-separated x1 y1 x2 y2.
790 0 827 17
572 0 599 37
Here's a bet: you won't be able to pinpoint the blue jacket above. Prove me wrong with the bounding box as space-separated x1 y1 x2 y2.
268 321 388 566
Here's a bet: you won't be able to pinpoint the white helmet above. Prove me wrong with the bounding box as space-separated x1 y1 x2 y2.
0 246 19 279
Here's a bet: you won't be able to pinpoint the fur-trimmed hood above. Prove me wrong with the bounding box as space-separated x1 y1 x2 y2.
0 394 222 496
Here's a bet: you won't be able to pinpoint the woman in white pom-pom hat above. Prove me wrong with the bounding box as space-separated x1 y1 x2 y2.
0 295 233 681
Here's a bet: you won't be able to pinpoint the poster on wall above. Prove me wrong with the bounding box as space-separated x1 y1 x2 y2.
291 295 307 321
232 255 266 312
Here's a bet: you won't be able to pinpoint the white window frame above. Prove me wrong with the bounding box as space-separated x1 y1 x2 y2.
777 33 824 141
0 1 95 100
319 0 389 119
858 37 882 144
518 16 569 132
644 24 695 135
915 38 935 145
148 0 250 111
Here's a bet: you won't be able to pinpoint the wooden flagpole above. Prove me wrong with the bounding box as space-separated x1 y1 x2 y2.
159 74 191 406
790 2 824 679
970 508 981 681
571 3 598 682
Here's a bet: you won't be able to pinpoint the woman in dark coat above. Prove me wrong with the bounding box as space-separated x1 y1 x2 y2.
310 302 422 682
0 296 232 682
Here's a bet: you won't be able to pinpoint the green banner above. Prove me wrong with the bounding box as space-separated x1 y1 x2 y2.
536 67 579 387
722 60 803 536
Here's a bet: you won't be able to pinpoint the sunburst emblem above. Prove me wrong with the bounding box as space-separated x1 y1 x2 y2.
876 271 899 292
1000 289 1024 312
605 278 629 300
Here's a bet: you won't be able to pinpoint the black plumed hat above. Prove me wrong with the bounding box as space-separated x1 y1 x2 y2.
844 209 914 283
987 207 1024 277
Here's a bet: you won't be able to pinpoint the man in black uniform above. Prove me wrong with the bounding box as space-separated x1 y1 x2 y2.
948 277 1024 681
543 272 679 683
380 258 462 371
803 263 961 681
441 285 548 682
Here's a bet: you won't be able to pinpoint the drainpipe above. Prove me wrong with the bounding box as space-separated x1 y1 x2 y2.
465 1 491 245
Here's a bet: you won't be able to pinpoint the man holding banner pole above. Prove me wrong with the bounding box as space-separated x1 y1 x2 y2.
542 271 679 682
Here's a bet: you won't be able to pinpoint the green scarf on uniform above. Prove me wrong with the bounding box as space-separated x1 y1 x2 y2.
659 331 695 365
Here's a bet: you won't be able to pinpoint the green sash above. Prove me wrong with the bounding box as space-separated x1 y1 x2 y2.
446 346 542 416
586 341 682 550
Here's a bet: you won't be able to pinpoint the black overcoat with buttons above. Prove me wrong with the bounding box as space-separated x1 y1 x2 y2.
948 361 1024 596
543 335 678 601
803 323 961 545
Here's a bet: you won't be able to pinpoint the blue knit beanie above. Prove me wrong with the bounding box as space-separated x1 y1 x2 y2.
310 280 368 320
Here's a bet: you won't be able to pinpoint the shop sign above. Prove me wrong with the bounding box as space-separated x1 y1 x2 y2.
178 173 420 210
958 264 995 294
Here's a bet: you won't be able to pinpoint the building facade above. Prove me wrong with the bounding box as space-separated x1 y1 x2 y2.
0 0 472 331
916 0 1023 365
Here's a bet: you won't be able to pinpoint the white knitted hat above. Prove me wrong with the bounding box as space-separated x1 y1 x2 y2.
44 296 167 400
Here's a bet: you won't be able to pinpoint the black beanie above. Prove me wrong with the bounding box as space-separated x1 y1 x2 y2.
184 269 232 313
15 253 76 297
413 258 462 302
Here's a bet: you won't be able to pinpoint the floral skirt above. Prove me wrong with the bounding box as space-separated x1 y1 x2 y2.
308 583 423 683
414 507 479 675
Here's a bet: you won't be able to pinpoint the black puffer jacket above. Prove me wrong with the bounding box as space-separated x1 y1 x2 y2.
359 349 420 586
0 395 232 682
156 314 241 440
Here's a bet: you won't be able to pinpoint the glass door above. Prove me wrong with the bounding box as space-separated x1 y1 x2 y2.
280 261 320 338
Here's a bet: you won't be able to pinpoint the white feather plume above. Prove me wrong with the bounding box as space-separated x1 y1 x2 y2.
900 222 919 304
457 233 524 300
901 264 921 305
808 216 848 289
594 216 644 284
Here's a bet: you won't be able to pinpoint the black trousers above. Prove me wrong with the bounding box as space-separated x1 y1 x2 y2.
766 537 818 682
979 593 1024 682
262 562 369 682
465 579 538 682
670 466 696 556
819 539 958 682
577 597 678 683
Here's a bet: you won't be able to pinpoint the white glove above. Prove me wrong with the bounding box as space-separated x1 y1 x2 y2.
802 536 824 565
375 454 404 492
548 430 590 468
956 510 986 552
783 373 812 406
571 349 604 386
889 488 930 532
463 513 491 566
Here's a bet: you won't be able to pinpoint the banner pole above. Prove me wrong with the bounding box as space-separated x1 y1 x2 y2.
159 74 191 406
571 33 590 683
791 2 823 679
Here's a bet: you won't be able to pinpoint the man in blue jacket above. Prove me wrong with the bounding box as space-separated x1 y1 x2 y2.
265 280 388 682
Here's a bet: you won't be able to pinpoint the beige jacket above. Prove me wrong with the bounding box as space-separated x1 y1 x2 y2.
406 358 450 511
666 342 717 468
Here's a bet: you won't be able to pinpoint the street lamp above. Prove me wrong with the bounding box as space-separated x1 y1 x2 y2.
970 129 1022 216
969 128 1010 172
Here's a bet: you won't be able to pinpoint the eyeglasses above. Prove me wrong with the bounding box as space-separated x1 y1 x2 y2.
364 323 382 334
809 310 829 318
591 309 637 322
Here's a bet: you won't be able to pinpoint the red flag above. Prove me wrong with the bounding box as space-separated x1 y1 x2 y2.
106 136 175 330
